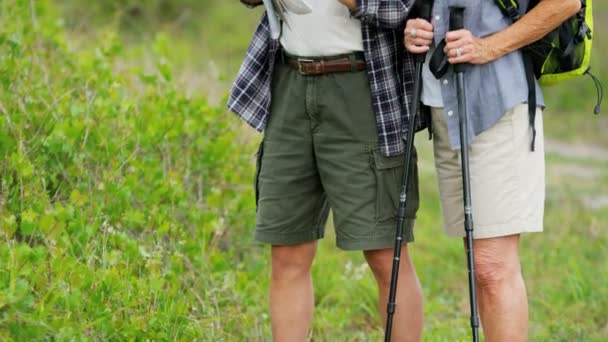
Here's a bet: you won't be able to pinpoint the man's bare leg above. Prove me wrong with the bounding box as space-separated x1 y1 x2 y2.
270 241 318 342
365 245 423 342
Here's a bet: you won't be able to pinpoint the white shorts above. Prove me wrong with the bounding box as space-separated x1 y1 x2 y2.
431 104 545 239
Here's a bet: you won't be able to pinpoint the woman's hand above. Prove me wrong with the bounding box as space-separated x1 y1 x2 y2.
444 29 496 65
404 19 434 54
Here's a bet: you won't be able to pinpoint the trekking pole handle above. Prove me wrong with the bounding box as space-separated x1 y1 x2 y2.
418 0 433 21
412 0 435 63
449 7 465 32
449 7 466 73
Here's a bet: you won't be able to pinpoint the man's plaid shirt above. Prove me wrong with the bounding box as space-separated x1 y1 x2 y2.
228 0 426 156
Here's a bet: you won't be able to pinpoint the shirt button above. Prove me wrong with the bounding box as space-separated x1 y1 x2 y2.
435 15 441 21
447 110 454 117
443 79 449 85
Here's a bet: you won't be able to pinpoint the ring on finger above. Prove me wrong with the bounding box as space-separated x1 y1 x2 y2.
456 48 463 58
410 28 417 39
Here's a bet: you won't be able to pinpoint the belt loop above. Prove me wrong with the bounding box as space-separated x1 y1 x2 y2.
347 53 357 72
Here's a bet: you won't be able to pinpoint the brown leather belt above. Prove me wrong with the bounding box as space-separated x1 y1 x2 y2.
282 51 366 76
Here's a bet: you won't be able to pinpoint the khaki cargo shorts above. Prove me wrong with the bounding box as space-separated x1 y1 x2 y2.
431 104 545 239
253 62 419 251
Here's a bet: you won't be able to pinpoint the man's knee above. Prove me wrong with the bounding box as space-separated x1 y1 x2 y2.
364 247 409 286
271 242 317 280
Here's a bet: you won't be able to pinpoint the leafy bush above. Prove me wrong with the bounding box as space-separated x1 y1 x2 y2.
57 0 223 36
0 1 261 340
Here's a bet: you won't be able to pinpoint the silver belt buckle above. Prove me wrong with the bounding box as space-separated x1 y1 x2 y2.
297 58 315 75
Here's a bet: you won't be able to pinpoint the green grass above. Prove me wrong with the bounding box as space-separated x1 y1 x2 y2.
0 0 607 341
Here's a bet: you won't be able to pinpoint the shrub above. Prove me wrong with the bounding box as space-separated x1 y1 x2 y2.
0 1 258 340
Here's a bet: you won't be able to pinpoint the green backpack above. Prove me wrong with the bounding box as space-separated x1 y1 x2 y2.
494 0 602 150
495 0 602 113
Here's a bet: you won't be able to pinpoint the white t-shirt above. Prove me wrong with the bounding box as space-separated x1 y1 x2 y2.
421 46 444 108
280 0 364 56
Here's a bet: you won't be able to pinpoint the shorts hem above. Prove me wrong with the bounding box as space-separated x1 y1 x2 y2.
445 222 543 239
337 220 415 251
254 229 324 246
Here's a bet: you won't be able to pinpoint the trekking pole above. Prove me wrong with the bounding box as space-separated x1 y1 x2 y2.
385 1 434 340
449 6 480 342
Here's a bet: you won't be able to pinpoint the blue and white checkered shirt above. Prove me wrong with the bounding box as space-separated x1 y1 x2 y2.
228 0 425 156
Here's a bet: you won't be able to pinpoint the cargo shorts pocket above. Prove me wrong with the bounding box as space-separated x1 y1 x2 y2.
371 150 405 223
253 140 264 211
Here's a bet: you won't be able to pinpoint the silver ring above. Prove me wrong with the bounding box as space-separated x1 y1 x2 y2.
456 48 463 58
410 28 417 39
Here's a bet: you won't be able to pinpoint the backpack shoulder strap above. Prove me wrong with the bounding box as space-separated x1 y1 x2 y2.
494 0 522 21
494 0 539 150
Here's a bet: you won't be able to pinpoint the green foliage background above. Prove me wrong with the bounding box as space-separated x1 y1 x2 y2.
0 0 606 341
